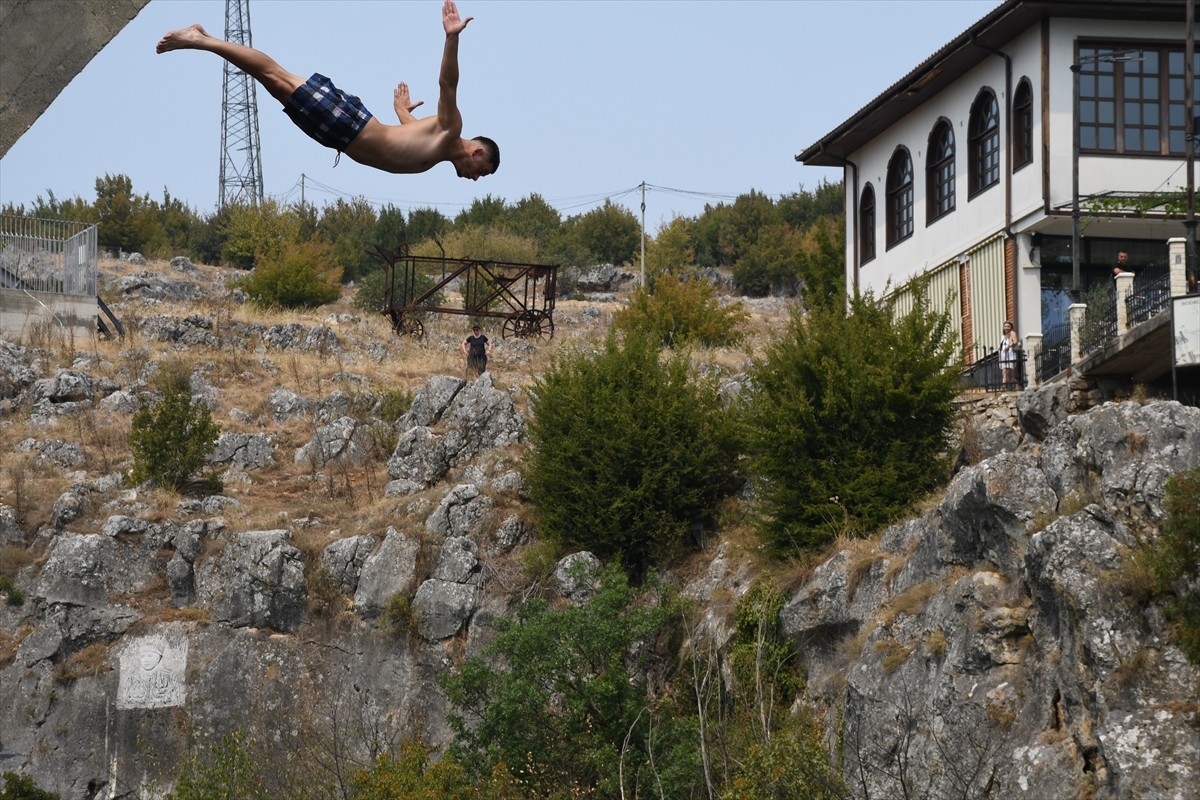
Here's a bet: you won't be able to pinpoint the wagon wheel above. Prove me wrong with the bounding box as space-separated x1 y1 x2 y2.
501 313 528 340
530 310 554 340
396 315 424 339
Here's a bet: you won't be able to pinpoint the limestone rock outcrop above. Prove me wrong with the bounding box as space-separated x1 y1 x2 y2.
780 401 1200 800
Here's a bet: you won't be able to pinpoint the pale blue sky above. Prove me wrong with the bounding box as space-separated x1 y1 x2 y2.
0 0 999 231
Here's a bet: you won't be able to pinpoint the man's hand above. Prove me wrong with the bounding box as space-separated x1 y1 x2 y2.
393 82 424 123
442 0 472 36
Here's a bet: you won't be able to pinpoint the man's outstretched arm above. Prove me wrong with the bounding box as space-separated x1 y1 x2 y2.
436 0 472 134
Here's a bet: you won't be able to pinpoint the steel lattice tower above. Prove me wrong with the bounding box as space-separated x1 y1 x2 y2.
218 0 264 208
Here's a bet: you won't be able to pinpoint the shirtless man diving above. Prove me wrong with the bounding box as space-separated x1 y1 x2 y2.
156 0 498 180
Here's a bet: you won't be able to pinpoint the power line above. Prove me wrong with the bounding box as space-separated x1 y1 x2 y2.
645 183 741 202
265 174 760 218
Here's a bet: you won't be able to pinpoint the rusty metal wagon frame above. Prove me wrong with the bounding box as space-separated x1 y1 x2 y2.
377 248 559 340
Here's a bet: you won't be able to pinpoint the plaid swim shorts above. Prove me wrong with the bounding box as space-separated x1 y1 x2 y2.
282 73 373 152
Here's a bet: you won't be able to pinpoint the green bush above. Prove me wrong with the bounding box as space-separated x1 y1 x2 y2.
566 199 640 266
1148 467 1200 664
441 566 694 797
708 579 846 798
128 361 222 493
220 199 305 270
524 331 742 575
745 292 959 554
732 223 804 297
409 225 540 264
382 592 418 640
719 721 848 800
353 739 521 800
375 388 414 423
0 576 23 607
239 238 342 309
1 772 60 800
168 731 270 800
613 272 748 349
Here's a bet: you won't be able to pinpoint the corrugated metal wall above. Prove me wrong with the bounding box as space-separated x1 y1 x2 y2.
966 235 1007 357
887 234 1007 364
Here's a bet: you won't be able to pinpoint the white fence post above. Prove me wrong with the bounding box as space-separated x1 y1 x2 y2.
1023 333 1042 387
1168 237 1187 297
1114 272 1134 333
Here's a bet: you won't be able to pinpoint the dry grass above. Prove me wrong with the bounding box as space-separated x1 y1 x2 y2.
1112 646 1155 689
126 606 212 634
0 544 41 579
53 641 113 684
846 549 885 603
880 581 941 625
924 628 948 660
1 456 72 536
1 255 804 606
0 625 35 669
874 638 915 675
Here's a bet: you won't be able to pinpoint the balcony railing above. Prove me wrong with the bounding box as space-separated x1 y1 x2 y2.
1038 323 1072 384
1126 264 1171 325
1035 244 1192 386
961 345 1027 392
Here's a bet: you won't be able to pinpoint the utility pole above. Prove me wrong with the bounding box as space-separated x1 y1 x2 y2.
218 0 264 209
640 181 646 287
1185 0 1196 285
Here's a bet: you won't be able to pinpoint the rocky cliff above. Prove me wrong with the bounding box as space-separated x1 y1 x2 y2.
0 256 1197 799
777 398 1200 799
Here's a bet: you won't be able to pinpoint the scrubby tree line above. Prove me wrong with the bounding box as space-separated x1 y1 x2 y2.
2 174 844 299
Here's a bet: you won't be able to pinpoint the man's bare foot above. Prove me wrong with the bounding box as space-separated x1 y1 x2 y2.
155 24 213 54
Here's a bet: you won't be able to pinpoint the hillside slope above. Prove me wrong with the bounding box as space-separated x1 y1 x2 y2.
0 255 1196 799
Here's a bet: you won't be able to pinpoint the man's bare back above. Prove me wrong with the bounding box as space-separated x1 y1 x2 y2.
155 1 498 180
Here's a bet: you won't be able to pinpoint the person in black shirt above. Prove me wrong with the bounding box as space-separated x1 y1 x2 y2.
461 324 491 378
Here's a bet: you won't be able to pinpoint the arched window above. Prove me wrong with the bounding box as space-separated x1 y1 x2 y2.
926 119 956 223
860 183 876 263
886 147 914 248
1013 78 1033 170
969 88 1000 196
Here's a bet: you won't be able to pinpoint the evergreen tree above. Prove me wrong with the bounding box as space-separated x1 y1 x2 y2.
128 361 221 493
745 291 959 553
525 331 741 574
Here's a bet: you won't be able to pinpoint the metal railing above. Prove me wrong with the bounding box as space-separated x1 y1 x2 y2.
0 214 98 296
1038 322 1072 384
1126 264 1171 325
961 344 1027 392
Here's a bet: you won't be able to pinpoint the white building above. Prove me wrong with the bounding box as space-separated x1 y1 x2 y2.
797 0 1197 384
